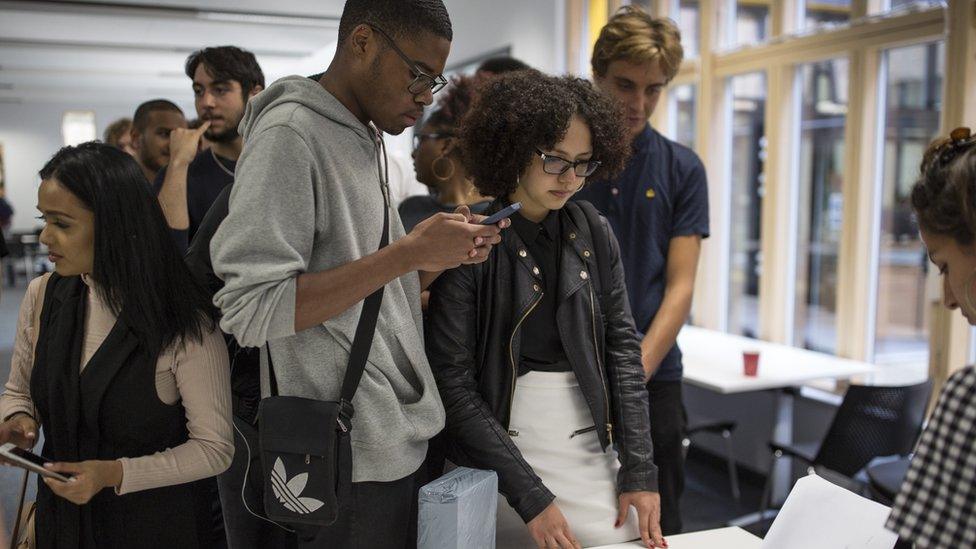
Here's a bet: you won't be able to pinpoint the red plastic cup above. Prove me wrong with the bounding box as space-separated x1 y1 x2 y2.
743 350 760 377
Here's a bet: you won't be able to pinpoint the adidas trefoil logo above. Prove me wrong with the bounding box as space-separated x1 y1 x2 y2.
270 457 325 514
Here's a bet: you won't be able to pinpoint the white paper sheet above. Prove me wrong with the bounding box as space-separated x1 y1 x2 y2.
761 474 898 549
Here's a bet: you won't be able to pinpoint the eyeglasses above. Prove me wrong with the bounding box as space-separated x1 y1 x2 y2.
413 132 453 150
922 127 976 173
535 149 601 178
368 24 448 95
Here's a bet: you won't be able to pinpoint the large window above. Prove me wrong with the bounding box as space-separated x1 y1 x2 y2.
674 1 700 57
62 111 96 146
794 58 849 353
730 1 770 48
564 1 956 369
873 41 945 365
802 0 851 29
727 73 767 338
668 83 697 150
628 0 656 12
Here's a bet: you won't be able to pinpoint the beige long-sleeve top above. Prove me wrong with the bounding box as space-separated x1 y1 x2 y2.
0 275 233 495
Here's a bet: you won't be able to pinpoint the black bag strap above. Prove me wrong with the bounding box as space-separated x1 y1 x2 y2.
566 200 611 309
268 140 392 426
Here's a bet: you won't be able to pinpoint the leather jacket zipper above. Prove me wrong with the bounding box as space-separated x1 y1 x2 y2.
588 281 613 446
507 292 544 437
570 425 597 438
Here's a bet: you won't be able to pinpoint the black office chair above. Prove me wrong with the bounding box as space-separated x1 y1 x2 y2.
866 456 911 506
759 380 932 514
682 418 741 500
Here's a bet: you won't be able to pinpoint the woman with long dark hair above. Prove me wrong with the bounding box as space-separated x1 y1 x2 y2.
425 71 664 549
0 142 232 548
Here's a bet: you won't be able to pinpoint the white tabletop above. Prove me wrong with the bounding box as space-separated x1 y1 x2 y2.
677 326 876 394
588 526 762 549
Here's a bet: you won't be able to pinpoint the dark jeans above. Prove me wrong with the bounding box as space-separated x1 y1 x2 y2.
294 465 425 549
647 379 686 535
217 420 294 549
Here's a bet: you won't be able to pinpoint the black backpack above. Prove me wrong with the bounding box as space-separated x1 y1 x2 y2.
564 200 613 319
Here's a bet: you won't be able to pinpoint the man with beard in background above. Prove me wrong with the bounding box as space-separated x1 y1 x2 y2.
155 45 265 253
131 99 186 184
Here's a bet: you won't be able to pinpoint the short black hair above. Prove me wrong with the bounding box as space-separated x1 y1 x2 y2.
132 99 183 132
337 0 452 45
460 70 630 198
476 56 530 75
185 46 265 96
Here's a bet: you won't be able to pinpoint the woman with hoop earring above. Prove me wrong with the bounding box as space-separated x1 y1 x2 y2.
401 75 491 233
884 127 976 548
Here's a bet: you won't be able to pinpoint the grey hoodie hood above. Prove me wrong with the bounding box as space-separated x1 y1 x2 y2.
241 74 374 143
212 74 445 483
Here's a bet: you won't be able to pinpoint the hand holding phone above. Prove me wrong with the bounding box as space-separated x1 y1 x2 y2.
480 202 522 225
0 442 70 481
0 413 37 449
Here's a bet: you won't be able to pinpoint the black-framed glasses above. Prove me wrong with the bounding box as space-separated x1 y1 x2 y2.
368 24 448 95
413 132 453 150
535 149 601 178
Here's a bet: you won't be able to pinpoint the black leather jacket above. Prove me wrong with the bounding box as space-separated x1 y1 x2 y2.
425 201 657 523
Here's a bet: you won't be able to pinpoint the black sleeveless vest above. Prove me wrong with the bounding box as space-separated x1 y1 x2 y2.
30 274 214 549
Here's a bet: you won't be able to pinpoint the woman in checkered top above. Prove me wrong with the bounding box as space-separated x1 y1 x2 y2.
887 127 976 548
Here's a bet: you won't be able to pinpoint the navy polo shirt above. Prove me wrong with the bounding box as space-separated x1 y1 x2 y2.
574 125 709 381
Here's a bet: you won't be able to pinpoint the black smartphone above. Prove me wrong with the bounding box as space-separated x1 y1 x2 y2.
480 202 521 225
0 442 70 481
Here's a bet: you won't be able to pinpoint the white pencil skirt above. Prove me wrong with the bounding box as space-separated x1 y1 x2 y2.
495 371 639 548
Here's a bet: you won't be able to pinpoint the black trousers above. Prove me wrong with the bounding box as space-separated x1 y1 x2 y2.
647 379 686 535
294 465 425 549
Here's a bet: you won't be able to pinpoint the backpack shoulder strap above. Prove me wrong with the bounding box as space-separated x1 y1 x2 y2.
565 201 612 309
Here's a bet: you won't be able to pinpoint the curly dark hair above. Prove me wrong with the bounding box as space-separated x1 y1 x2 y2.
911 138 976 246
459 70 630 197
426 75 476 131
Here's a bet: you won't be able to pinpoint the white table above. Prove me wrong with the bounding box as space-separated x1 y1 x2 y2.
588 526 761 549
676 326 877 505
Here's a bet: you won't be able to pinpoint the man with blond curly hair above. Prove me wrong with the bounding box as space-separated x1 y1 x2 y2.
575 6 710 534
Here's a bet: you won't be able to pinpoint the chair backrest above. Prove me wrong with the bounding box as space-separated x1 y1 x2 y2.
814 380 933 476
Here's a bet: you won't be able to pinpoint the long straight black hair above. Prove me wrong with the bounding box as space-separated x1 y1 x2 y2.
39 142 216 356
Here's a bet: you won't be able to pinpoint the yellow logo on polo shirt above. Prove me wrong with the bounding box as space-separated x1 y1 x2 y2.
646 188 656 199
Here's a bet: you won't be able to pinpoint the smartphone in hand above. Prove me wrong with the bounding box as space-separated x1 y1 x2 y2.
480 202 521 225
0 442 70 481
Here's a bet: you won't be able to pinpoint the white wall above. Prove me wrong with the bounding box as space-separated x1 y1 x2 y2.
445 0 565 75
0 99 193 232
383 0 566 158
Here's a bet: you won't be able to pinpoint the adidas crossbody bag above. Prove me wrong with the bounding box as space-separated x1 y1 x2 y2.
257 184 390 528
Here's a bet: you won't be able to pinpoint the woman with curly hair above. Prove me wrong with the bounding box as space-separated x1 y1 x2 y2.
400 75 491 233
883 127 976 549
425 70 665 549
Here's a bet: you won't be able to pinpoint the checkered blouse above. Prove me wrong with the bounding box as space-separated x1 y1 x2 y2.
886 366 976 548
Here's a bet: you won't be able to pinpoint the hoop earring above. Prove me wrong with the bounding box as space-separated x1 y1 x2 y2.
432 155 455 181
964 268 976 314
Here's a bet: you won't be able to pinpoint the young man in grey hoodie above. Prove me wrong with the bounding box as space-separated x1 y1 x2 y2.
209 0 507 546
